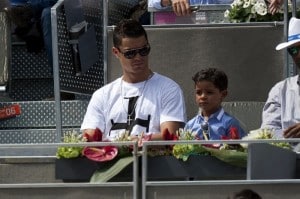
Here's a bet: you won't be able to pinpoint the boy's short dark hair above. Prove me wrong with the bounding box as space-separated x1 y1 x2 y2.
192 68 228 91
113 19 148 48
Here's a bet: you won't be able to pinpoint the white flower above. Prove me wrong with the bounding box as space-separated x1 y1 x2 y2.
231 1 239 8
243 0 251 8
236 0 244 6
250 0 257 5
254 1 267 15
224 10 230 18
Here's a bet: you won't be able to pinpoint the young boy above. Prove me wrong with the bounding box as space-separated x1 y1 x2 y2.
185 68 246 140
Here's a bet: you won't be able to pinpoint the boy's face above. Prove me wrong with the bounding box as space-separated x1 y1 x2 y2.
195 80 227 117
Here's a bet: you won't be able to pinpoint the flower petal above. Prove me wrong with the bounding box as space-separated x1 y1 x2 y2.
83 146 118 162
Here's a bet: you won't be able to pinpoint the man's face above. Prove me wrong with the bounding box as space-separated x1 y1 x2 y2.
287 43 300 68
112 35 150 76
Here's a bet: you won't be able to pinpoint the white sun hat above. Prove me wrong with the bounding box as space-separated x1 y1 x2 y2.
276 17 300 50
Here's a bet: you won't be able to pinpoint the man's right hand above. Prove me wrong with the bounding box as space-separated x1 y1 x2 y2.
83 128 102 141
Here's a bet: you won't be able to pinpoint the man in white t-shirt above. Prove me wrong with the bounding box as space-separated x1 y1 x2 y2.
81 19 186 141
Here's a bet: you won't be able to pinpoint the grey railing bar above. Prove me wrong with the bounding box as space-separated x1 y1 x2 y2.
0 182 134 189
107 22 284 30
142 138 300 146
145 179 300 186
0 141 137 148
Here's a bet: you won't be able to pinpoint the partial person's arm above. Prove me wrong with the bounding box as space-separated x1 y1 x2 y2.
261 84 283 138
154 80 186 140
161 0 172 7
81 90 106 141
148 0 191 16
148 0 169 9
268 0 284 15
149 121 185 140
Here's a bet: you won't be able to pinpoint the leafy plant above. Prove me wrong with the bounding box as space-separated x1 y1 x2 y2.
56 130 86 159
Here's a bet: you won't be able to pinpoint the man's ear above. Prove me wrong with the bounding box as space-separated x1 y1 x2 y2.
112 47 120 58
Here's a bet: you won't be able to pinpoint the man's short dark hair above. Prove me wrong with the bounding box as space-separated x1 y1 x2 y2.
192 68 228 91
113 19 148 48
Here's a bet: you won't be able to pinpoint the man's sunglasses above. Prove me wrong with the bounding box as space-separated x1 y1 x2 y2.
118 45 151 59
287 46 300 57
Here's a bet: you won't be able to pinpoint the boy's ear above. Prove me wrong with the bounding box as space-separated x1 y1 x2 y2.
221 90 228 99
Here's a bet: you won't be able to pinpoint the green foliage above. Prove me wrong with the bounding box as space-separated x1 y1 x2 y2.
56 131 85 159
172 144 209 161
206 147 247 168
90 156 134 183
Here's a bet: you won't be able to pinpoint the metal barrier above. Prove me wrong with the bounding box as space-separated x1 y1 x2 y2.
142 139 300 199
0 101 88 147
52 0 105 95
0 141 139 199
0 10 10 92
1 139 300 199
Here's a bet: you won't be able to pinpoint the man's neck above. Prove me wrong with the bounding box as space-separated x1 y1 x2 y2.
123 70 153 83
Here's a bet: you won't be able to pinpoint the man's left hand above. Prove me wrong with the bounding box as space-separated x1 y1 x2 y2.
283 123 300 138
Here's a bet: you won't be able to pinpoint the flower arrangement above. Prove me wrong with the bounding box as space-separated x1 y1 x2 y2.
163 128 248 167
56 128 292 181
224 0 285 22
241 128 292 149
56 128 292 161
56 129 135 162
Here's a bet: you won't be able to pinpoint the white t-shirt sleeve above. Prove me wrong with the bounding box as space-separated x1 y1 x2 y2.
160 81 186 124
81 90 106 131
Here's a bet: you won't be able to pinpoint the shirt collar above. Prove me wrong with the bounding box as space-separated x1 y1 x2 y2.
197 107 225 121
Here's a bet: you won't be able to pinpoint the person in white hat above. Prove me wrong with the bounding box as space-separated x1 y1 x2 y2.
261 17 300 138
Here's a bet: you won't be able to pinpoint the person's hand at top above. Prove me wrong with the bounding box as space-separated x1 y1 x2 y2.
172 0 191 16
159 0 191 16
268 0 284 15
283 123 300 138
